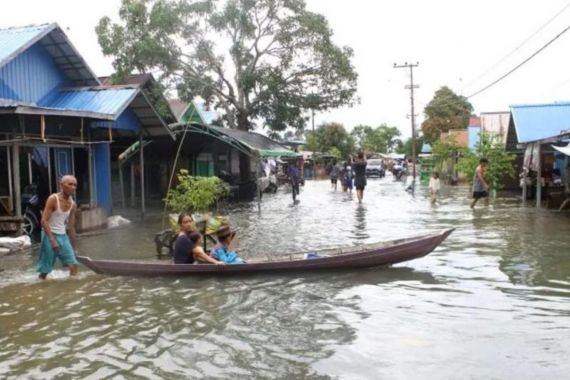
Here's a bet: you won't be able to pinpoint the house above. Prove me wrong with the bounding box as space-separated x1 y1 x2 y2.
0 23 175 234
507 102 570 207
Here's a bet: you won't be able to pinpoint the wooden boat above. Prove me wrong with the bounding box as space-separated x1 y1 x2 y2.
77 228 454 276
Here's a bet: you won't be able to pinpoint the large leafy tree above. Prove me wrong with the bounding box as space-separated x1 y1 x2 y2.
97 0 358 134
350 125 373 148
351 124 401 153
421 86 473 144
309 122 355 158
363 125 401 153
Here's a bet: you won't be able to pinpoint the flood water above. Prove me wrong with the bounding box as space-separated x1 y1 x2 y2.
1 176 569 379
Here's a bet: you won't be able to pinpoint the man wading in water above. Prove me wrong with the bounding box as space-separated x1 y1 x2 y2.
37 175 79 279
470 158 490 209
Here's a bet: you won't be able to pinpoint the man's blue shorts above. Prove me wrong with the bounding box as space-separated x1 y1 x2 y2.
36 232 78 274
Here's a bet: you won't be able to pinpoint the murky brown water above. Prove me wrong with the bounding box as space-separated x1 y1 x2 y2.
1 177 569 379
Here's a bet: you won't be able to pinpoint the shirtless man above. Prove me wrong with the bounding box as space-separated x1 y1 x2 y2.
470 158 490 209
37 175 79 279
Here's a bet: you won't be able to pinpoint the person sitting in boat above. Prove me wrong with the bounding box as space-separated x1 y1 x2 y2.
173 213 197 264
210 226 245 264
189 231 225 265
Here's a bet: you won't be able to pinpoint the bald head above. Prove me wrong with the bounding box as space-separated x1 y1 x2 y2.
60 175 77 196
61 175 76 184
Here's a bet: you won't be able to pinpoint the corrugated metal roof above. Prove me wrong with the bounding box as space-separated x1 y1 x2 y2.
510 102 570 143
38 86 139 116
0 24 53 67
0 23 99 86
0 97 34 107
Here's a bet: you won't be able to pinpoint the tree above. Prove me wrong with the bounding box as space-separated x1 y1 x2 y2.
362 125 401 153
312 122 354 158
351 125 372 149
431 135 466 178
165 169 229 212
421 86 473 144
97 0 358 134
397 135 424 157
456 133 516 191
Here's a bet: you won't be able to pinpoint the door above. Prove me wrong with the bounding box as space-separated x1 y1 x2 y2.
54 147 74 181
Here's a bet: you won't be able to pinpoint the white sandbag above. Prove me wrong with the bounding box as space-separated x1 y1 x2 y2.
0 235 32 250
107 215 131 229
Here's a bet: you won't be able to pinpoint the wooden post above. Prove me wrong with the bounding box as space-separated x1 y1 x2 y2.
130 162 136 207
7 146 13 212
536 143 542 208
521 169 527 203
119 162 126 209
12 143 22 217
140 135 145 219
88 145 95 206
40 115 46 142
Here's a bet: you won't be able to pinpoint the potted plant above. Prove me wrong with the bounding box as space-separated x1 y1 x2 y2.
155 169 230 258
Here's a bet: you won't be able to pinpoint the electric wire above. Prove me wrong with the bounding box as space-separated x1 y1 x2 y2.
467 23 570 99
463 1 570 90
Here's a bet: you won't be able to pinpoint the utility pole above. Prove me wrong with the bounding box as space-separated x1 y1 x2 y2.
394 61 419 183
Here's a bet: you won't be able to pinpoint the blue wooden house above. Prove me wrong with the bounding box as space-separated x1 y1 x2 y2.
0 23 175 232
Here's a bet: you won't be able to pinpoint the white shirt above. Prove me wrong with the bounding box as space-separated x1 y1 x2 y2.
429 177 441 192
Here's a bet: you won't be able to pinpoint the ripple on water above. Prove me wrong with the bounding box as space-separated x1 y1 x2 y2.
1 179 570 379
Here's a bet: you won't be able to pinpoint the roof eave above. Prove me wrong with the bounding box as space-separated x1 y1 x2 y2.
0 23 57 69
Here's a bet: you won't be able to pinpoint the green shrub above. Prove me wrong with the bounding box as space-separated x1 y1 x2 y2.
165 169 230 213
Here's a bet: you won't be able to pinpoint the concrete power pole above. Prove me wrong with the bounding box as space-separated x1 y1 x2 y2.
393 62 419 184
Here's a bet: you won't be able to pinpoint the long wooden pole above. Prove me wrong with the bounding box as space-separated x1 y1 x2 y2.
140 135 145 219
119 162 126 209
12 143 21 218
130 162 135 208
536 143 542 208
7 145 13 212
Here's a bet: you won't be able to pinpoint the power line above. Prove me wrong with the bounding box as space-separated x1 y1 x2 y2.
466 23 570 99
463 1 570 90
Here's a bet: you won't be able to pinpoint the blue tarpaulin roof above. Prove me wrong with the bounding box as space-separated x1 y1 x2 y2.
38 86 138 117
421 143 432 154
510 102 570 143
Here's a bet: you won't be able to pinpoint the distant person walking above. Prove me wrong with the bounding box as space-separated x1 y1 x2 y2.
345 162 354 194
37 175 79 280
353 152 367 203
330 161 340 191
470 158 490 209
429 172 441 204
288 160 301 201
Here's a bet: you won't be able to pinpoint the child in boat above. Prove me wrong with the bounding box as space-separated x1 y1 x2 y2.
189 232 225 265
210 226 245 264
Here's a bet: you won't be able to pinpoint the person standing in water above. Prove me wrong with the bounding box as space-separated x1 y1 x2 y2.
429 172 441 205
470 158 490 209
37 175 79 279
329 160 340 191
353 152 367 203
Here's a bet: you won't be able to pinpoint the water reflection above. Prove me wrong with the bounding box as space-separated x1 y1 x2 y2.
1 179 570 379
352 204 369 240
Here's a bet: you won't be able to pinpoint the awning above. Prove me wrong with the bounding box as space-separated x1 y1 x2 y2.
552 144 570 157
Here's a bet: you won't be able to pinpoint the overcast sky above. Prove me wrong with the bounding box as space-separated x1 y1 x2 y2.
2 0 570 138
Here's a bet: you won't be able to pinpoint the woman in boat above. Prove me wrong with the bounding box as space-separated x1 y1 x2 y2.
210 226 245 264
189 232 225 265
173 213 197 264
